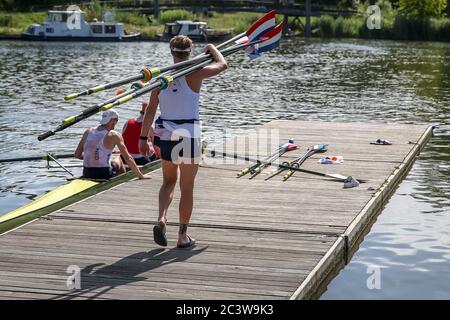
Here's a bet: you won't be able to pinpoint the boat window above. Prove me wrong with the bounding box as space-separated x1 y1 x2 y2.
105 25 116 34
167 25 181 35
46 28 54 33
61 13 68 22
49 13 63 22
27 27 35 34
91 25 103 34
188 24 197 31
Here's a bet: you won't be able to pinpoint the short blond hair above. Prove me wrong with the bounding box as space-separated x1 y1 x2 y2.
169 35 193 59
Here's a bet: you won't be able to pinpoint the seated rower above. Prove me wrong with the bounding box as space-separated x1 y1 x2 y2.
122 102 158 165
75 109 148 180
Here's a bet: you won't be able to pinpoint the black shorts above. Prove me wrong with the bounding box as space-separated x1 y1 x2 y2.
83 163 119 180
154 136 201 162
120 154 156 166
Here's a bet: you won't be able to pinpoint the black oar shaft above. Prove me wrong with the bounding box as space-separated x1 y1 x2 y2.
283 149 316 181
207 150 365 182
0 153 74 163
64 74 144 100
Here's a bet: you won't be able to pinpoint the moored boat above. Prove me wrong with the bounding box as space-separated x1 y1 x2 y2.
157 20 231 42
0 160 160 235
22 9 141 42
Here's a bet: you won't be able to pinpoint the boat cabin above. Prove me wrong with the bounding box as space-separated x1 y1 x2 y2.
23 10 140 41
161 20 230 42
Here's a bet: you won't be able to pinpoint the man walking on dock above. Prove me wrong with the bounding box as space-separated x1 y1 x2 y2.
139 35 228 248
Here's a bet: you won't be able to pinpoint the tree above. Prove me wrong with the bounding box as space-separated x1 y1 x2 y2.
398 0 447 18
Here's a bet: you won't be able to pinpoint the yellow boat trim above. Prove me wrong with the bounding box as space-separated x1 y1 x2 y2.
0 179 98 224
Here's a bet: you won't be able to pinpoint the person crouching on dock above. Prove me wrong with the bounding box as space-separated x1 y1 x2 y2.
122 102 158 165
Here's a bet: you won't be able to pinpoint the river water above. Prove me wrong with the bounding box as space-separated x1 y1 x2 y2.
0 38 448 299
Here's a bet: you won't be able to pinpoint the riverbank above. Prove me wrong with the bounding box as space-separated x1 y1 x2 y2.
1 9 450 42
0 10 261 38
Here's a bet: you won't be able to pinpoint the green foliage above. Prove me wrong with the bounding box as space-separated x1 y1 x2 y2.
398 0 447 18
115 12 149 26
393 15 450 40
158 9 194 24
206 12 261 33
0 11 44 27
317 15 336 37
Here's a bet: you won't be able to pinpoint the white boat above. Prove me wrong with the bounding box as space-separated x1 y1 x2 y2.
159 20 231 42
22 9 141 41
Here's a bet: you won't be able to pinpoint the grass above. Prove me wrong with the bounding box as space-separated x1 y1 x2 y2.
205 12 265 33
0 11 45 34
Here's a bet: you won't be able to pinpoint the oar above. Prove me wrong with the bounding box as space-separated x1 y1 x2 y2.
248 141 298 179
67 39 264 113
265 144 326 181
0 153 75 163
63 10 276 101
283 144 328 181
237 139 293 178
38 28 280 142
206 149 367 183
46 153 74 176
93 39 269 110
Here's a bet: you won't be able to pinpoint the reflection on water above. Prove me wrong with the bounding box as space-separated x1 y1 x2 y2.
0 38 449 298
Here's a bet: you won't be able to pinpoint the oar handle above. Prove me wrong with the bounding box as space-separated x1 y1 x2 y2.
283 163 300 181
38 131 55 141
237 162 260 177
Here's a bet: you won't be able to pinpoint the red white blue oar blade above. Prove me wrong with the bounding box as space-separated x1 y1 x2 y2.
246 10 276 42
247 22 283 59
258 22 283 52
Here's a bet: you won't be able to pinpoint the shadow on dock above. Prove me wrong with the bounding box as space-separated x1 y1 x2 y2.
51 247 207 300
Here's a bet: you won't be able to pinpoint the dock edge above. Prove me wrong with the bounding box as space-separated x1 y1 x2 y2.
289 125 433 300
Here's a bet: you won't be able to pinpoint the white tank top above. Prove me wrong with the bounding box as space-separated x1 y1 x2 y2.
155 76 201 140
83 127 113 168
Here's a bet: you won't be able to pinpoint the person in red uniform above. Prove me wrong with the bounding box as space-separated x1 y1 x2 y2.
122 102 157 165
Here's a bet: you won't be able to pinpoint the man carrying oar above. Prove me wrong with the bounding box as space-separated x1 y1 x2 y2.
139 36 228 248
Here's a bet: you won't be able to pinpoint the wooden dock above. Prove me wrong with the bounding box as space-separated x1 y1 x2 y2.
0 121 431 300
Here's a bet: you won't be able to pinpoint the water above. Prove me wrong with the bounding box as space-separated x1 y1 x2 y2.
0 38 449 299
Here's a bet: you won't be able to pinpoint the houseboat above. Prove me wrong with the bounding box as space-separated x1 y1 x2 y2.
158 20 231 42
22 10 141 41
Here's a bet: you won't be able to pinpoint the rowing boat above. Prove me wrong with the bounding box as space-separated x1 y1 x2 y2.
0 160 161 235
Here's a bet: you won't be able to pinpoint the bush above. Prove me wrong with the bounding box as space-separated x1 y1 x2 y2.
339 16 365 38
398 0 447 18
430 18 450 41
0 13 13 27
317 15 336 37
158 9 193 24
0 11 44 28
205 12 261 33
115 12 149 26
